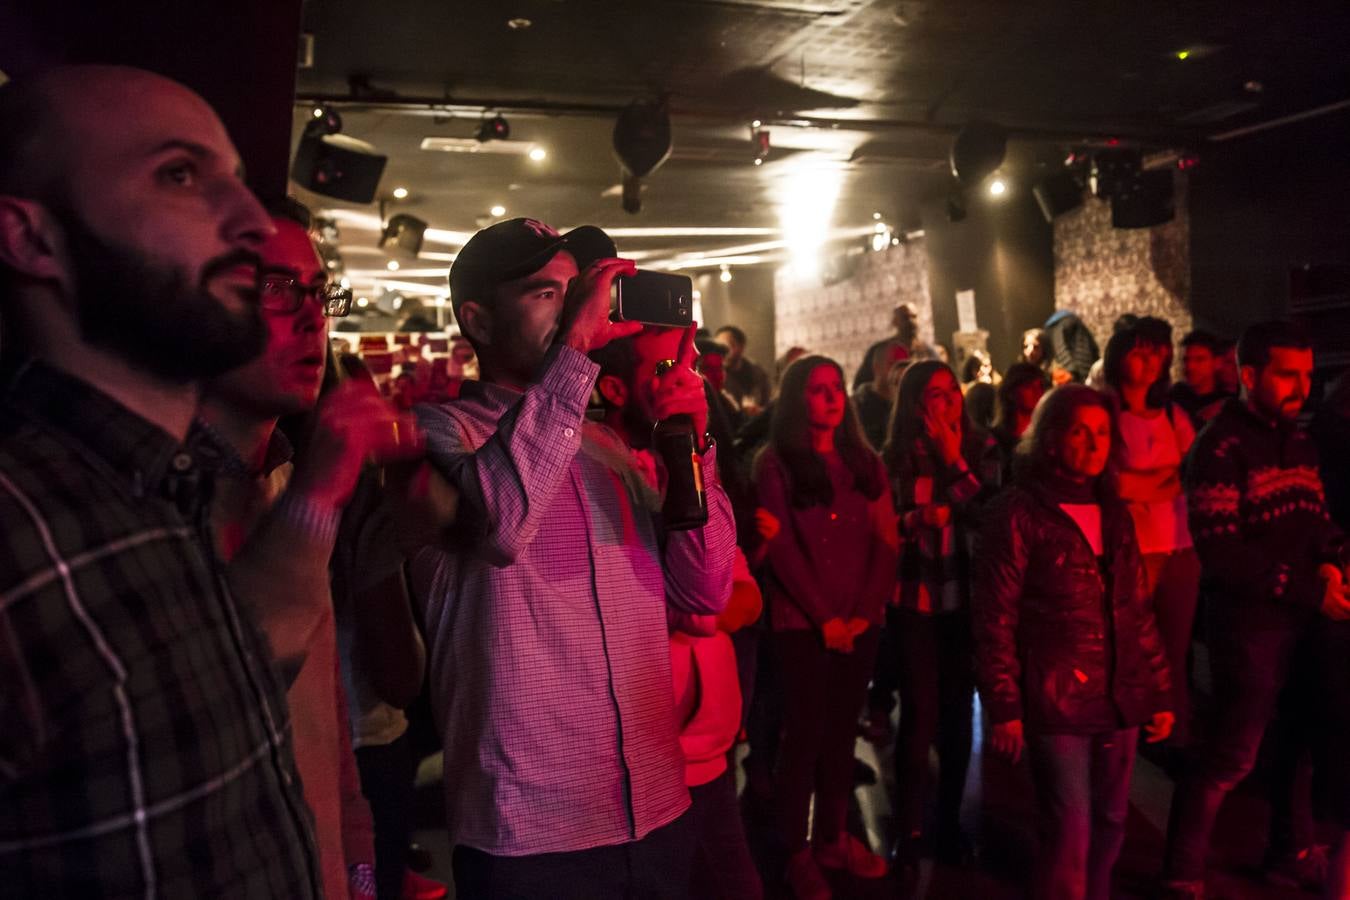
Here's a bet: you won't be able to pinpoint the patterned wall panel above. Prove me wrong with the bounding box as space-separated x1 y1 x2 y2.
1053 174 1193 348
773 241 934 380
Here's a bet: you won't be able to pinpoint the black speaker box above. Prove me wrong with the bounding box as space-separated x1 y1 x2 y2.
1090 148 1141 199
381 214 427 257
1111 169 1174 229
291 133 387 204
1032 171 1085 223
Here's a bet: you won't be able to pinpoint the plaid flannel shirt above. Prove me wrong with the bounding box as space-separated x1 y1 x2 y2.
0 362 319 899
892 429 1000 614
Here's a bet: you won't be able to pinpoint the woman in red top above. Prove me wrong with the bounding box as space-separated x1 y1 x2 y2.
753 356 899 900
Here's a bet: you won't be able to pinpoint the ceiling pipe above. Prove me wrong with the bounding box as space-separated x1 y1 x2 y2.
293 92 1198 147
1207 97 1350 142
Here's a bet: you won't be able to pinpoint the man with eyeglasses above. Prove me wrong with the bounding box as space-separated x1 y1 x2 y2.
199 198 429 900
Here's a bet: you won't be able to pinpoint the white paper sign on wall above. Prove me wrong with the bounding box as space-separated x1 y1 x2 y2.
956 289 978 333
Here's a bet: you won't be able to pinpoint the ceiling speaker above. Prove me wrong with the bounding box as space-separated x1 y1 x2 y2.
1111 169 1175 229
381 214 427 257
1032 170 1085 223
1089 148 1141 199
291 133 387 204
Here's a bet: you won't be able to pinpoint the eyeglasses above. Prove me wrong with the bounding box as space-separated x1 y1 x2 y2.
259 272 352 317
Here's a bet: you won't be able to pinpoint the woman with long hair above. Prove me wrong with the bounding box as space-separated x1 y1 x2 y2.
753 355 899 899
1101 319 1200 751
882 360 1000 866
975 385 1173 899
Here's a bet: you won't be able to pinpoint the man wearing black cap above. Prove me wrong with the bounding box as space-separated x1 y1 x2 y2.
409 218 736 898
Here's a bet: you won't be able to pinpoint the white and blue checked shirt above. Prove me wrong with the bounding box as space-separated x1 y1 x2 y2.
411 345 736 857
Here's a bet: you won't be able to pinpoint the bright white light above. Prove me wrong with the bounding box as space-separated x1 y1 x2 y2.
751 119 762 129
989 178 1007 197
871 232 889 252
392 296 403 310
753 158 763 166
392 186 409 199
386 260 400 271
339 276 351 288
490 205 506 217
692 290 701 300
312 107 323 119
873 211 883 220
776 159 844 280
356 297 370 308
719 265 733 284
528 146 547 162
874 222 887 233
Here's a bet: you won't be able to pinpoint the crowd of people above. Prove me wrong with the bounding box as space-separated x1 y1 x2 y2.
0 64 1348 900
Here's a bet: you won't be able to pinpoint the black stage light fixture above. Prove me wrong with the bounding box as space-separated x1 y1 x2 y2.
1033 169 1085 223
380 213 428 257
305 104 343 139
1089 148 1141 199
950 121 1007 187
1111 168 1174 229
476 113 511 142
291 133 387 204
613 98 672 214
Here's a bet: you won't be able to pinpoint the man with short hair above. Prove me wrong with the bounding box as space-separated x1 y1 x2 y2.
853 302 937 391
1161 321 1349 899
715 324 771 415
853 338 909 450
199 201 428 900
411 218 735 898
1170 329 1233 429
0 65 319 897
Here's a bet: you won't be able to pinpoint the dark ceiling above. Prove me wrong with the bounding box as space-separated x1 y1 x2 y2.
289 0 1350 304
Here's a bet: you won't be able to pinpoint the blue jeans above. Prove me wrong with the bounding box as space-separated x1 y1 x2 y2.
1027 728 1138 900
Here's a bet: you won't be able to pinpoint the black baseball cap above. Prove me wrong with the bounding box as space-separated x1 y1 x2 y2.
449 217 616 314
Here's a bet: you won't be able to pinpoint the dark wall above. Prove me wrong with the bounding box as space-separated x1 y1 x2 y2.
921 190 1055 370
1189 108 1350 336
0 1 303 202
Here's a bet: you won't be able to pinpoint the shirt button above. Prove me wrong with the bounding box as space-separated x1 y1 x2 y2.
564 427 575 438
171 453 193 471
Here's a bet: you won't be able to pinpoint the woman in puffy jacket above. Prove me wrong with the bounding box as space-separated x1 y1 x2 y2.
973 385 1173 900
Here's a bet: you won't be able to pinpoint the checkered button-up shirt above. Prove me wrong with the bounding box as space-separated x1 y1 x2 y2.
411 345 736 857
0 362 320 899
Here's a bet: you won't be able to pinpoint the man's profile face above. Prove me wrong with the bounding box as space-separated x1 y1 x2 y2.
714 328 743 362
697 351 726 394
1243 347 1313 423
628 327 685 429
35 69 273 380
208 218 328 417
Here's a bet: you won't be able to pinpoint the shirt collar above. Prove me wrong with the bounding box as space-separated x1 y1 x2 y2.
3 359 190 496
193 417 295 478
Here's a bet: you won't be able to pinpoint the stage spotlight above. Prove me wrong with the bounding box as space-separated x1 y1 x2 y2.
490 205 507 217
528 146 548 162
380 213 428 257
391 186 409 199
752 127 771 165
476 113 511 142
989 178 1007 197
719 265 733 283
305 104 342 138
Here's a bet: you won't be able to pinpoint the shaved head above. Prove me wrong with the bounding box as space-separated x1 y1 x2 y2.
0 65 272 380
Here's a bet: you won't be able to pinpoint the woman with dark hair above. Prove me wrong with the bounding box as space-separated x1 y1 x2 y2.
882 360 1000 867
992 362 1050 484
753 355 899 899
975 385 1173 900
1101 322 1199 750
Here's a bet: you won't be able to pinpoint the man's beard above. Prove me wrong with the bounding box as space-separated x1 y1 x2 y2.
621 399 656 449
55 208 266 383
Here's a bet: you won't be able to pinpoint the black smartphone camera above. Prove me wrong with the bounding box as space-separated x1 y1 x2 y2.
613 270 694 327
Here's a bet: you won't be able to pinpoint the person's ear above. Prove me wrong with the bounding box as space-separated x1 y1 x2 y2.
1239 364 1257 395
0 196 64 283
597 373 629 409
457 301 491 348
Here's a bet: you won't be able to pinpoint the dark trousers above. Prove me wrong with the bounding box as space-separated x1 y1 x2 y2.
773 627 880 852
1027 728 1139 900
355 732 419 900
689 769 763 900
1163 610 1313 881
892 609 974 839
1141 549 1201 746
451 810 694 900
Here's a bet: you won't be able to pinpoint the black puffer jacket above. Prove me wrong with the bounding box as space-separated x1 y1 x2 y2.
973 481 1171 734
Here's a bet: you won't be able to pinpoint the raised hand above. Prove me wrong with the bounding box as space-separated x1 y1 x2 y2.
924 406 962 466
649 324 709 439
990 719 1024 764
1144 711 1175 743
556 257 642 354
288 378 425 511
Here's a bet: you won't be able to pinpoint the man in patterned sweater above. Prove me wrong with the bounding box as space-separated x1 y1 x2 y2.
1162 320 1350 898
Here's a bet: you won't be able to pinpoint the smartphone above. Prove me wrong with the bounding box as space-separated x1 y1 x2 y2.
613 270 694 327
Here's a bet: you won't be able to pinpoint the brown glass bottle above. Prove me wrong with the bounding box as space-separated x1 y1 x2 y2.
651 359 708 531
